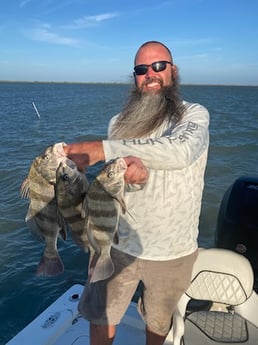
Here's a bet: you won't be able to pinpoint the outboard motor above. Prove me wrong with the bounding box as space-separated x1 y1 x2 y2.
216 176 258 292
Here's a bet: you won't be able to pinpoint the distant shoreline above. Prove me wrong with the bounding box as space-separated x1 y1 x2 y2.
0 80 257 87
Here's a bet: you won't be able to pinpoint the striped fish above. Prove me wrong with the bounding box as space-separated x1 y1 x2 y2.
86 158 127 283
20 143 67 276
55 158 89 252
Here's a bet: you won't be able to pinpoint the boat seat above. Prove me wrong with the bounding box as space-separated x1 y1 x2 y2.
168 248 258 345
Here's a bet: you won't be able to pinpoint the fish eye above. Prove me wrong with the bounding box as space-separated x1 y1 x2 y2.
43 154 50 161
107 171 115 178
62 173 70 181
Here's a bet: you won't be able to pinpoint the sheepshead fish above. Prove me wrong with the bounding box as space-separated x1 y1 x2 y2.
55 158 89 251
20 143 67 276
86 157 127 283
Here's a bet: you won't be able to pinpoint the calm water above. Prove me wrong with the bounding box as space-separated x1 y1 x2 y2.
0 82 258 344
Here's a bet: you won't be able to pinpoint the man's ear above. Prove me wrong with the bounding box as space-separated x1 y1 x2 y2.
172 64 178 79
133 71 137 85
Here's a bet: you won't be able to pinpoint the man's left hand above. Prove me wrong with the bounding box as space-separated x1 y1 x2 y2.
123 156 149 184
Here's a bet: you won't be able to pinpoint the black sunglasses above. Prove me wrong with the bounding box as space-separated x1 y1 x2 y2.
134 60 173 76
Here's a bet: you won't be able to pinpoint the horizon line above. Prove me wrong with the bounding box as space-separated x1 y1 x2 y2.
0 80 257 87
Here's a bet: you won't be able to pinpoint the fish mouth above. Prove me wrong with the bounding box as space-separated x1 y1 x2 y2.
57 158 77 172
66 158 77 169
118 158 127 171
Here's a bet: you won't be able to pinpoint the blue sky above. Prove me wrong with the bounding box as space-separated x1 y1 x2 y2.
1 0 257 85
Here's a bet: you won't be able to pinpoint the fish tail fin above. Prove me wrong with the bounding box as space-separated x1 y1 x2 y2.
89 252 114 283
36 253 64 276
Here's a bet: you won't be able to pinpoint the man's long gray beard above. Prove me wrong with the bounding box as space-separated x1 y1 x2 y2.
110 79 185 140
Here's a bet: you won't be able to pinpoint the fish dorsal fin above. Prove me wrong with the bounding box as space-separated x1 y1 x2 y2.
114 194 136 223
112 193 126 214
20 177 30 199
114 195 136 224
81 194 88 219
125 209 137 223
119 197 127 214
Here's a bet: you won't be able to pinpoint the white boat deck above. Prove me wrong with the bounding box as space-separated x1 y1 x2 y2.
7 284 172 345
7 249 258 345
7 283 258 345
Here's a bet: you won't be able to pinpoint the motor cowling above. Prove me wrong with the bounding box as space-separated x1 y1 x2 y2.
216 176 258 292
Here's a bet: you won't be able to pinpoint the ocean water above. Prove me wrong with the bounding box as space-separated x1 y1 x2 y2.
0 82 258 344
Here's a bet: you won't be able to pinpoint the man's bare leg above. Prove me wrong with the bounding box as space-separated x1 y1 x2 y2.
146 327 167 345
90 324 116 345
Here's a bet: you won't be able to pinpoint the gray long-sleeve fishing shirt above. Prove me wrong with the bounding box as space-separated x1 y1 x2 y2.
103 101 209 260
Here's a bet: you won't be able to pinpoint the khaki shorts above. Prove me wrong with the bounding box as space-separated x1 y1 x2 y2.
78 247 198 336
